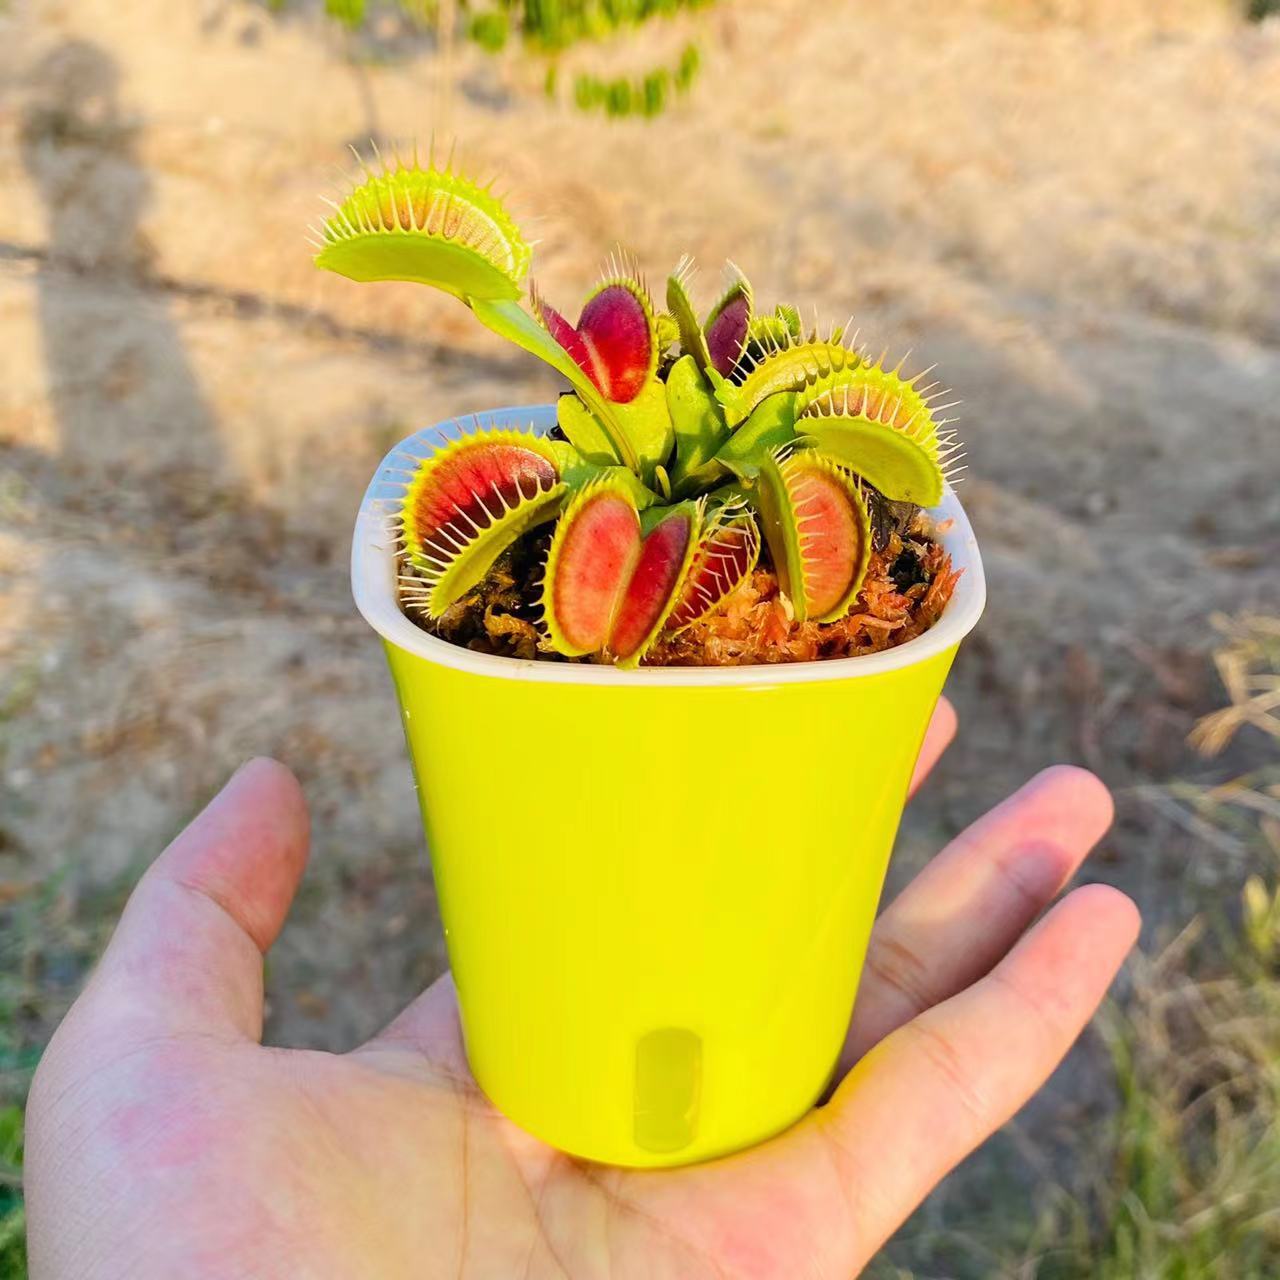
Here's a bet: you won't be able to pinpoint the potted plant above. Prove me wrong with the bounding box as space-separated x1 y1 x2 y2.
322 148 986 1167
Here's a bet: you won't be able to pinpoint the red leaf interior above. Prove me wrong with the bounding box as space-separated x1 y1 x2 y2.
538 283 652 404
609 509 694 660
704 292 750 376
576 284 652 403
414 440 557 559
666 521 756 630
789 463 862 617
550 489 641 652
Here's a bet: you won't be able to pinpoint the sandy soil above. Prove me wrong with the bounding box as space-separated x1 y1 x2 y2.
1 0 1279 1252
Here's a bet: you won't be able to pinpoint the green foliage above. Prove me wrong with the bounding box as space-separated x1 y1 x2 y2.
325 0 367 28
468 10 510 50
1029 917 1280 1278
570 42 701 118
0 873 115 1280
666 353 729 492
665 267 711 374
713 392 796 481
313 157 531 300
0 1105 23 1278
0 870 38 1280
799 412 943 506
266 0 715 118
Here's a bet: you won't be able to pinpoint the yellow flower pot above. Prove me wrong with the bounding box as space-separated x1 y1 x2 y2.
352 406 987 1167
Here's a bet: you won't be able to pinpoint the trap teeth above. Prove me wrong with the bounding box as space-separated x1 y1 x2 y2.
401 432 566 616
665 515 760 633
726 335 865 426
314 157 531 302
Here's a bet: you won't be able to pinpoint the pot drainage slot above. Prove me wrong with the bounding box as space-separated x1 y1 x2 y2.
634 1027 701 1153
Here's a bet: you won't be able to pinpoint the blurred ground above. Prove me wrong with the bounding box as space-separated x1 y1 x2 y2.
1 0 1279 1271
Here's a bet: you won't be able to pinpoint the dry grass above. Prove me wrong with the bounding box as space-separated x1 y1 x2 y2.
1037 618 1280 1278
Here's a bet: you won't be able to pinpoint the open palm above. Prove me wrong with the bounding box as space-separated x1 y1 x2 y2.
26 705 1138 1279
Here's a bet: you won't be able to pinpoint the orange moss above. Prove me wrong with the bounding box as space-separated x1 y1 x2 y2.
645 523 959 667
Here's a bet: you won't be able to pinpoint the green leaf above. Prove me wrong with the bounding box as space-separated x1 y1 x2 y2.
748 303 803 351
469 11 509 51
715 391 798 479
0 1104 23 1168
775 303 802 340
314 161 529 302
720 339 863 426
545 441 658 510
325 0 365 30
609 379 675 486
557 393 620 465
800 417 944 505
666 355 730 486
671 459 730 499
791 359 955 501
753 454 871 623
754 454 806 618
640 497 699 537
703 479 753 510
666 271 711 371
655 310 679 355
318 234 519 300
0 1205 26 1257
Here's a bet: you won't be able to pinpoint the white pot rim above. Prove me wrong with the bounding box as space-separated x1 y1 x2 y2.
351 406 987 687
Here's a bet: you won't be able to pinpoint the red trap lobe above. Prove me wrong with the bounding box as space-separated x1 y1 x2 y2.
610 509 695 661
546 491 698 662
666 518 759 631
547 487 641 654
537 282 652 404
790 462 864 619
410 438 559 559
705 292 750 377
536 300 594 378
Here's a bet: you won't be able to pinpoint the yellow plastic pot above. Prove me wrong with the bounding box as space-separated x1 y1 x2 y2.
352 406 986 1168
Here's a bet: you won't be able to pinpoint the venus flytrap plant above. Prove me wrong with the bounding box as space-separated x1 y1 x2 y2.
315 147 966 666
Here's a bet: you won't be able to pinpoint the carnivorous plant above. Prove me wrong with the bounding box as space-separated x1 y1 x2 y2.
312 147 964 667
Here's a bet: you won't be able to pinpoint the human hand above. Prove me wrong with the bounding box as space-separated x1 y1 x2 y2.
25 703 1139 1279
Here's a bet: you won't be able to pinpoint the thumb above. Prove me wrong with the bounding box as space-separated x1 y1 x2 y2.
91 758 310 1041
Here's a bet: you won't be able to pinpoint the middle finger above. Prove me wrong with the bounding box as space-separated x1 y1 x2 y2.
838 764 1114 1072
